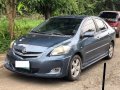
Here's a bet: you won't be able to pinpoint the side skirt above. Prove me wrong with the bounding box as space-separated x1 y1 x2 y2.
81 52 108 70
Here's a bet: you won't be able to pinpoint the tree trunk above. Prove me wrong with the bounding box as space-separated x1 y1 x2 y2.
44 8 51 20
5 0 16 40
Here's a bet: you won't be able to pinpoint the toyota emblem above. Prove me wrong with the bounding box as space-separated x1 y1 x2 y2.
22 48 26 54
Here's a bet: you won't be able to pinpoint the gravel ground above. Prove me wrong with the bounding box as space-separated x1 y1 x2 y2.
0 54 5 68
0 39 120 90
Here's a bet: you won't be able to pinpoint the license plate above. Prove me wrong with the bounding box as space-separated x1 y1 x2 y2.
15 61 30 70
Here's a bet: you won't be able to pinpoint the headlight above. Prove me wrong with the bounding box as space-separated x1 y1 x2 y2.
50 45 71 56
10 40 15 48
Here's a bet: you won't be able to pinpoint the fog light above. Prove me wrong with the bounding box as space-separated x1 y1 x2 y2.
49 67 61 74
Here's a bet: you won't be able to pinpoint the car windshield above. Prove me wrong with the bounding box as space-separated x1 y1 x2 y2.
99 12 118 21
31 18 82 35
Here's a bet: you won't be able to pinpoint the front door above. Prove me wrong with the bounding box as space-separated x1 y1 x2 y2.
80 18 99 65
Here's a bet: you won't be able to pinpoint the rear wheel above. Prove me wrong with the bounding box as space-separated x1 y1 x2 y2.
106 42 114 59
67 55 81 81
116 32 120 38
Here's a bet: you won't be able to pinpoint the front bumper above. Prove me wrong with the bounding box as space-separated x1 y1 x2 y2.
4 49 71 78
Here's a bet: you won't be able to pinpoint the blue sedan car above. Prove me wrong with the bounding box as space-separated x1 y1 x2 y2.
4 16 115 81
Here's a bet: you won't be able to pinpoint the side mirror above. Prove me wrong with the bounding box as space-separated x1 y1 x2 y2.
82 30 95 38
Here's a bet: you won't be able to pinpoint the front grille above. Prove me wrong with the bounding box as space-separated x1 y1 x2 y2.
15 48 41 54
13 48 42 59
15 53 38 59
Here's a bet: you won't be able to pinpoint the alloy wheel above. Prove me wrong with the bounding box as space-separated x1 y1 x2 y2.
108 44 114 58
71 58 81 78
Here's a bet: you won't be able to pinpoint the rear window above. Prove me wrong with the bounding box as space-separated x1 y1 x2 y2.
99 12 118 21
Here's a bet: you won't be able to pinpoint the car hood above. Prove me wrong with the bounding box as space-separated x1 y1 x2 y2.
14 34 71 52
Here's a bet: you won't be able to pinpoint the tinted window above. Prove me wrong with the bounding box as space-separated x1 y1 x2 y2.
95 19 107 31
99 12 118 21
32 18 82 35
81 19 96 33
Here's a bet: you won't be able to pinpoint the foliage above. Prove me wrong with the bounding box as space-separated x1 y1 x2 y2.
77 0 97 15
0 0 5 15
19 0 79 19
57 0 79 15
1 0 120 16
17 2 28 15
0 16 10 53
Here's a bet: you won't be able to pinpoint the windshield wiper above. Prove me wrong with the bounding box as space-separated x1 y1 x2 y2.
32 30 64 36
51 32 63 35
31 31 39 33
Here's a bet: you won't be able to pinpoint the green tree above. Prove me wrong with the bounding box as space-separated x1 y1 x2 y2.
77 0 97 15
111 0 120 10
20 0 79 19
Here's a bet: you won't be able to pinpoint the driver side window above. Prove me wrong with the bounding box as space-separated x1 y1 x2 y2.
81 19 96 34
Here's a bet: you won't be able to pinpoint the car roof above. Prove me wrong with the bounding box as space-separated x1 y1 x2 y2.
100 11 120 17
100 11 120 14
101 11 120 12
51 15 89 19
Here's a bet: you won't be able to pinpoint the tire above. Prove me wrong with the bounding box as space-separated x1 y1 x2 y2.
67 55 81 81
106 42 114 60
116 32 120 38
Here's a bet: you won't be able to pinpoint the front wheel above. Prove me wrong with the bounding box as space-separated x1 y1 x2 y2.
67 55 81 81
106 42 114 59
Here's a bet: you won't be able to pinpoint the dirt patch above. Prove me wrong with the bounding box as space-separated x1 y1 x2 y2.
0 54 5 68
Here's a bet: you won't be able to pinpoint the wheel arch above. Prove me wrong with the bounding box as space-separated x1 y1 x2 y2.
111 40 115 47
73 52 83 64
66 51 83 75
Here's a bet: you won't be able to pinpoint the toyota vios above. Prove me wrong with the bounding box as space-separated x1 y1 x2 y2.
4 16 116 81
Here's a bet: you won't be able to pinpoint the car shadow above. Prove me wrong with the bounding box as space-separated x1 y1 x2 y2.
8 71 71 85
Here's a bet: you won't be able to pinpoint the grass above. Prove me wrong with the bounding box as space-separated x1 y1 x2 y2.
0 16 44 53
